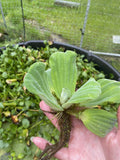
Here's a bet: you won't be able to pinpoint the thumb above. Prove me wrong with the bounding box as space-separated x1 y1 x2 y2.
31 137 68 160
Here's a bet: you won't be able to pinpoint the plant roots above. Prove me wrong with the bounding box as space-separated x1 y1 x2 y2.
39 111 71 160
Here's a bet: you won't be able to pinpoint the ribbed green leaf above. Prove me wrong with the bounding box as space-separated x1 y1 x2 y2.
49 51 77 99
63 78 101 109
24 62 63 111
84 79 120 107
45 69 54 91
81 109 117 137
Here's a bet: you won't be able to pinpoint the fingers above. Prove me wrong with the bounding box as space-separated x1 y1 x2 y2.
31 137 50 150
40 101 60 130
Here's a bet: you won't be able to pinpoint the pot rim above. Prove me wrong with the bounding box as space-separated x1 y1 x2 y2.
0 40 120 81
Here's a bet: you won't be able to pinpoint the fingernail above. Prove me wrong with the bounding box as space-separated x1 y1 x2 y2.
30 136 35 142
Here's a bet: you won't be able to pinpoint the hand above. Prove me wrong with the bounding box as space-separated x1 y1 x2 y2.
31 101 120 160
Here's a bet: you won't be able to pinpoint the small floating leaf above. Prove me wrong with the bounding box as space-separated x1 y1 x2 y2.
22 119 30 129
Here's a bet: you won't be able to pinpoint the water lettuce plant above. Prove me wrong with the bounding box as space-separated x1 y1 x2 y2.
24 50 120 159
0 43 106 159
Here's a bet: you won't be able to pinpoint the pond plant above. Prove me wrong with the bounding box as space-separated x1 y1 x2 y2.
24 50 120 160
1 43 110 160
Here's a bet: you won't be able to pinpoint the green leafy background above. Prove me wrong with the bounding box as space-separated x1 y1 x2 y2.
0 42 118 159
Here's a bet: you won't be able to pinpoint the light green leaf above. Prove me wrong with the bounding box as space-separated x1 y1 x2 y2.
24 62 63 111
0 102 4 109
63 78 101 109
22 119 30 129
49 51 77 99
84 79 120 107
0 140 9 149
45 68 54 91
80 109 117 137
60 88 71 104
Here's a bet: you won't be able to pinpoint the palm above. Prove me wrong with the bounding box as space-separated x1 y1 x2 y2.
32 101 120 160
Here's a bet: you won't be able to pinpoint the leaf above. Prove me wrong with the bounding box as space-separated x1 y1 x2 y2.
22 129 29 138
22 119 30 129
84 79 120 107
12 139 27 157
63 78 101 109
0 140 9 149
3 111 11 117
45 68 54 91
49 51 77 99
60 88 71 104
0 103 4 109
24 62 63 111
80 109 117 137
0 140 5 149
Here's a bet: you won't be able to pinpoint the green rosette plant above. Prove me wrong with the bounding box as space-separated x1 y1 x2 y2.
24 50 120 159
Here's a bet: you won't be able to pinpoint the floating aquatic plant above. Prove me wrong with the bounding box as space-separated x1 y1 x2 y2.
24 50 120 159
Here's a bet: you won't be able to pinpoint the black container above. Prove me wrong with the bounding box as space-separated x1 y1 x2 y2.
0 40 120 81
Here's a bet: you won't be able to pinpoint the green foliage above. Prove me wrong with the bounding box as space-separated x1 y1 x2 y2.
81 109 117 137
22 119 30 129
0 44 60 159
63 78 101 109
24 62 63 111
0 43 117 159
49 51 77 99
24 50 120 137
1 0 120 56
0 140 9 149
83 79 120 107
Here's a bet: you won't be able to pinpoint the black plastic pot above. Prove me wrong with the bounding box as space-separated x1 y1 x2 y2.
0 40 120 81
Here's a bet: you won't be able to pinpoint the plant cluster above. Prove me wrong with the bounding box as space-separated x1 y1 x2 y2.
0 42 108 159
0 43 58 159
24 50 120 159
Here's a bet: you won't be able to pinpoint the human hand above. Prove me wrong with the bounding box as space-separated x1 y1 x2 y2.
31 101 120 160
